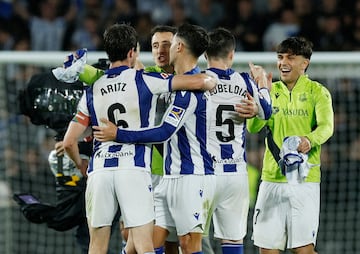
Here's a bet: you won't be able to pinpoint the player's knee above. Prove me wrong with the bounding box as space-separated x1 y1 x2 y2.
221 239 244 244
290 244 316 254
178 233 202 254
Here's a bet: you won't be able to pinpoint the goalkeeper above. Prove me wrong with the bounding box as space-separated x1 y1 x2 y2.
244 37 334 254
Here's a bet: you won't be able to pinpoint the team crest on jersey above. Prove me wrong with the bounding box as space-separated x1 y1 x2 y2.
165 105 185 127
299 93 307 102
160 73 169 79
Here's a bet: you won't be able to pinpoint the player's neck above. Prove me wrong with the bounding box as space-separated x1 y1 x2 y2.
174 57 198 74
110 60 132 69
162 65 175 74
208 59 230 70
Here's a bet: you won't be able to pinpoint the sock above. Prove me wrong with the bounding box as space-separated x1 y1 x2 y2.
154 246 164 254
121 249 126 254
221 243 244 254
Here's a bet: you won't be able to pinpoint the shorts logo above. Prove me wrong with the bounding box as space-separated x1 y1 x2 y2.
165 106 185 127
193 212 200 220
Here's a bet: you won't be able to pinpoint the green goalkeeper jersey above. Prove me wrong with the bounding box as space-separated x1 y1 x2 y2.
247 74 334 183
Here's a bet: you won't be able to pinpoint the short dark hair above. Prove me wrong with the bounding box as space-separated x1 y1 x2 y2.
150 25 177 37
176 23 209 58
276 37 313 60
103 24 138 62
206 27 236 59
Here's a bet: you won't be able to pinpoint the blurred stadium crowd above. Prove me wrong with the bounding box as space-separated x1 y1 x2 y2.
0 0 360 53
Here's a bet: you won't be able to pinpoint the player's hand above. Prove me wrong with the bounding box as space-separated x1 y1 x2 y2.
203 73 217 91
297 136 311 153
92 118 117 142
249 62 272 90
78 159 88 177
55 141 65 156
235 92 258 118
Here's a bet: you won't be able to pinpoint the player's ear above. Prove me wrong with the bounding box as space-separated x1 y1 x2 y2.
302 58 310 71
228 50 234 61
128 47 136 59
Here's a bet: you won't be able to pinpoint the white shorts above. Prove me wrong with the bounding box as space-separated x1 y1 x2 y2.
211 173 249 241
154 175 216 236
86 169 154 228
252 181 320 250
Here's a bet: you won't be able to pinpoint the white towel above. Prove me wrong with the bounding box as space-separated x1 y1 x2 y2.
52 48 87 83
279 136 318 184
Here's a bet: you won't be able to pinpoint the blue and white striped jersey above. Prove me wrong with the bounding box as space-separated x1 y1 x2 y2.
114 67 214 177
206 68 271 175
76 66 173 174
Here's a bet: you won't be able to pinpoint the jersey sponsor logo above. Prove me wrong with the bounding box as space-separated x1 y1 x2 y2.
165 105 185 127
100 82 127 96
212 156 244 164
281 108 309 116
94 149 134 159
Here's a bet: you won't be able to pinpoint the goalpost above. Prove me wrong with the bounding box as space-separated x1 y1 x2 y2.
0 51 359 254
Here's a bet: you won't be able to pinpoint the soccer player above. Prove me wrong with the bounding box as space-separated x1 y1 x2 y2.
146 25 177 187
62 24 216 254
246 37 334 254
204 27 272 254
147 25 177 74
93 23 215 254
147 25 181 254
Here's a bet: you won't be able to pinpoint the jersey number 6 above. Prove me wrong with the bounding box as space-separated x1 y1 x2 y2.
108 103 129 128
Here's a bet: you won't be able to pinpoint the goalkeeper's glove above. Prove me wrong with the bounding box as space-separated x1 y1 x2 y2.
52 48 87 83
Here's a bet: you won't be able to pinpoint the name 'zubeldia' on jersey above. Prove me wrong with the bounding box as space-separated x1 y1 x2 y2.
210 83 247 96
100 82 127 96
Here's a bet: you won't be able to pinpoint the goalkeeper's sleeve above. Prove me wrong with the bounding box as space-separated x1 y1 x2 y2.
79 64 105 85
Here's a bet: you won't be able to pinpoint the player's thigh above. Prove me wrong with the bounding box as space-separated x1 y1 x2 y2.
114 169 154 228
213 174 249 240
252 181 288 250
287 183 320 249
128 221 154 252
202 175 216 236
154 178 176 231
171 175 212 236
86 171 118 228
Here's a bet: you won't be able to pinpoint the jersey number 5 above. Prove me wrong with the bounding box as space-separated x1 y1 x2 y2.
216 105 236 142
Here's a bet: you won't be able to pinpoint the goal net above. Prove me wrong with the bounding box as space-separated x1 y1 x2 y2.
0 51 359 254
